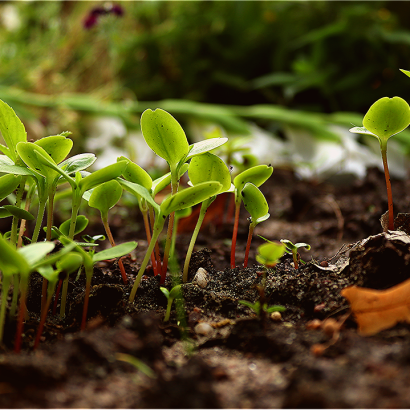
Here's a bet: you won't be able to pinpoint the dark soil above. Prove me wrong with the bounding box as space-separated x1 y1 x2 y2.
2 167 410 408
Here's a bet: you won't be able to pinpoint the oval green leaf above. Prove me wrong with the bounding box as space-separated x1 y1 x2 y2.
188 152 231 192
92 241 138 263
3 205 34 221
18 241 55 269
35 135 73 164
119 156 152 190
241 182 269 223
88 179 123 212
185 138 228 161
256 242 286 267
0 235 29 276
79 160 127 193
140 108 189 167
0 174 21 200
60 215 89 237
60 153 96 175
234 164 273 192
160 181 222 216
363 97 410 142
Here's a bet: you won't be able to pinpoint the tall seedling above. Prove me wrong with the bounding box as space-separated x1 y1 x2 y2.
183 152 231 282
350 97 410 230
231 165 273 268
140 109 227 281
241 182 270 268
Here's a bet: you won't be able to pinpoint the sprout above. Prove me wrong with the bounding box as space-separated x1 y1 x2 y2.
280 239 311 269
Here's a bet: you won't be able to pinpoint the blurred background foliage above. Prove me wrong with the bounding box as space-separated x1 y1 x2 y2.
1 1 410 179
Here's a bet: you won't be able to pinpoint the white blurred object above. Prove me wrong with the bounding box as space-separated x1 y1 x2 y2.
1 5 21 32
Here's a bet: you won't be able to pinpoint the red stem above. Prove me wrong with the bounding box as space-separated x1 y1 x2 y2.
34 296 52 350
161 212 174 283
81 279 91 331
381 147 394 230
230 202 241 269
243 224 255 268
143 210 157 275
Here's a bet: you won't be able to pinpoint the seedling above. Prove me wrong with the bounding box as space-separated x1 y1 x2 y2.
183 152 231 282
280 239 311 269
241 182 270 268
238 300 286 317
87 179 129 284
256 241 287 268
160 284 182 322
128 181 222 302
0 236 76 351
350 96 410 230
231 164 273 268
140 108 227 278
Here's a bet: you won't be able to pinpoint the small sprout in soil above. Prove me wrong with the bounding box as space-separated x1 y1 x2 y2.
238 300 286 318
256 241 286 268
116 353 156 379
350 96 410 230
231 165 273 268
280 239 311 269
160 284 182 322
241 182 270 268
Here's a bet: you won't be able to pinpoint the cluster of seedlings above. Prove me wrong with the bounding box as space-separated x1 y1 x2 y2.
1 69 410 352
0 101 276 352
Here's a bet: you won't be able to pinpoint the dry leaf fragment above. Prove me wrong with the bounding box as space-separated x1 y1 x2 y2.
341 278 410 336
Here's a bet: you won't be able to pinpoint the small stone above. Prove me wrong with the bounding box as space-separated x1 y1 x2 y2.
194 322 214 337
192 267 209 288
270 311 282 321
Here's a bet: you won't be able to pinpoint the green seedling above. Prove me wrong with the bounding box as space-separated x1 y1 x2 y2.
87 179 129 284
241 182 270 268
238 300 286 317
116 353 156 379
0 235 77 351
280 239 311 269
141 108 227 278
34 252 83 349
350 96 410 230
60 237 137 329
128 181 222 302
183 152 231 282
160 284 182 322
231 164 273 268
256 241 286 268
170 206 192 262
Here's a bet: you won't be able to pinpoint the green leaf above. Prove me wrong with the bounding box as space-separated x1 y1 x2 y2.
188 152 231 192
119 156 152 190
0 207 12 218
362 97 410 142
0 235 29 276
60 153 96 175
92 241 138 263
185 138 228 161
3 205 34 221
168 284 182 300
56 252 83 275
151 172 172 197
140 108 189 167
256 242 286 267
88 180 123 213
0 99 27 162
60 215 89 237
0 174 21 200
18 242 55 268
349 126 376 136
160 181 222 216
265 305 286 313
79 161 127 193
241 182 269 224
234 165 273 193
160 287 170 299
35 135 73 165
400 69 410 78
118 178 160 213
0 156 36 177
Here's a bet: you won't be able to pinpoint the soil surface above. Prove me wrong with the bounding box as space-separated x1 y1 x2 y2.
2 167 410 408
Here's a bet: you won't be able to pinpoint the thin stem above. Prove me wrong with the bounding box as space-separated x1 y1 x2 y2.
9 274 20 318
161 169 179 281
14 279 28 353
163 298 173 322
59 277 69 318
81 273 92 331
142 207 157 275
230 197 241 269
183 201 209 283
380 143 394 230
34 289 54 350
293 251 299 269
31 199 47 243
10 177 27 247
243 223 255 268
17 187 34 248
130 219 164 302
53 279 63 315
101 213 128 285
0 275 11 343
